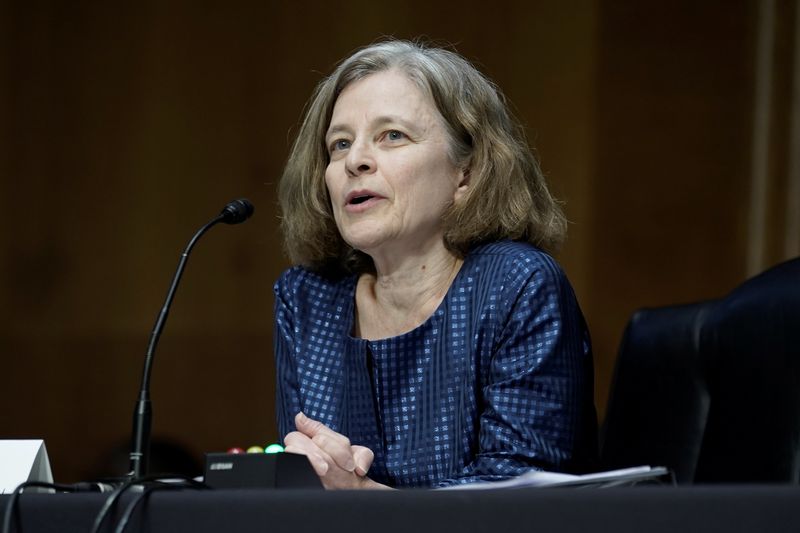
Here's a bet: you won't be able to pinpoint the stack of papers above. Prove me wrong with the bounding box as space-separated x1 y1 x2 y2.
439 466 671 490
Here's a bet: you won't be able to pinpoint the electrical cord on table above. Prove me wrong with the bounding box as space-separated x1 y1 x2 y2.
90 474 208 533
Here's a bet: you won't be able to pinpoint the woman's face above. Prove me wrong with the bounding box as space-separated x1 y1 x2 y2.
324 69 468 261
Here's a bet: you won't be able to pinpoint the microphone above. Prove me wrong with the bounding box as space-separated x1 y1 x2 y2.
129 199 254 479
220 198 254 225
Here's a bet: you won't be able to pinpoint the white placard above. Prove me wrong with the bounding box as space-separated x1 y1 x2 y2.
0 440 54 494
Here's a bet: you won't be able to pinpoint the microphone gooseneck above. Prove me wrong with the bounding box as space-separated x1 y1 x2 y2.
129 199 254 480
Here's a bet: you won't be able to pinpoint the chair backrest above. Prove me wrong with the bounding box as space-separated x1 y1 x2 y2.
600 257 800 483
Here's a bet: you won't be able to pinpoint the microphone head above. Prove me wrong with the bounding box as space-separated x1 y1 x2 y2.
220 199 254 224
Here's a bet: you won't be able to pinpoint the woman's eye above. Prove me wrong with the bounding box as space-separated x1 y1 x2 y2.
385 130 405 141
331 139 351 152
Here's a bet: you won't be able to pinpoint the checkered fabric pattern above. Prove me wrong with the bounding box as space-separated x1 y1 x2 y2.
273 241 594 487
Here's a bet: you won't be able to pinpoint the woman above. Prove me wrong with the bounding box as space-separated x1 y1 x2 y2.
274 39 597 489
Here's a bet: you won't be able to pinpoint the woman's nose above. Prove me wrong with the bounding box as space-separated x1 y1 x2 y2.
345 140 376 177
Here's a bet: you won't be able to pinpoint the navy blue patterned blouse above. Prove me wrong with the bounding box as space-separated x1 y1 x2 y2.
273 240 597 488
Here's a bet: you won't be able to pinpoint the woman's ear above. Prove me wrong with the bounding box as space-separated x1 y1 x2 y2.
454 167 471 202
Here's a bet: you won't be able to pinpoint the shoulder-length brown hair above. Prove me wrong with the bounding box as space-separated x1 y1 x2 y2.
279 39 567 275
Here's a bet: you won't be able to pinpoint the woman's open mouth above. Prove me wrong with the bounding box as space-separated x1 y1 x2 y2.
345 190 384 212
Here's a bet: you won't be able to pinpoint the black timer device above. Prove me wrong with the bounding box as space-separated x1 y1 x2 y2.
204 451 323 489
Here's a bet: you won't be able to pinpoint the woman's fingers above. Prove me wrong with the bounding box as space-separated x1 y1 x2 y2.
295 412 356 472
351 445 374 477
283 431 329 475
311 433 356 472
284 417 384 489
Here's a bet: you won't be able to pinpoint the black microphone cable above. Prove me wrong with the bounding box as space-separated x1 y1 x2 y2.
89 476 146 533
89 474 208 533
113 477 207 533
1 480 111 533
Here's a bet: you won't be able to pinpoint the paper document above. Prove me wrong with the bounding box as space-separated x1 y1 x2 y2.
438 466 671 490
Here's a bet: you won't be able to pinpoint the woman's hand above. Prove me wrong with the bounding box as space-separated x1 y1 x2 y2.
283 412 391 490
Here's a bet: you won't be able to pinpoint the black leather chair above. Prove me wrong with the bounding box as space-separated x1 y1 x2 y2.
600 257 800 483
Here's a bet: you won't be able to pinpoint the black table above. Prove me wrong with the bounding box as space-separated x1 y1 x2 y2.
3 485 799 533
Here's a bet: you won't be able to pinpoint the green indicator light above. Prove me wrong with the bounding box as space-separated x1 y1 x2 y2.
264 444 285 454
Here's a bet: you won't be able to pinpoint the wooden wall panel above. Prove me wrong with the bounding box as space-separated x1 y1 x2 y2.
588 1 755 414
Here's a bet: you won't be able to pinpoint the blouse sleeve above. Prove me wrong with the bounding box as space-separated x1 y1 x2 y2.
437 256 596 487
273 270 303 442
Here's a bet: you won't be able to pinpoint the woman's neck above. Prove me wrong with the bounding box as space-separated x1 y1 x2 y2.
355 243 463 340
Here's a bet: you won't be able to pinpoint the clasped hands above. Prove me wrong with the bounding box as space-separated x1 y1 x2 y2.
283 412 390 490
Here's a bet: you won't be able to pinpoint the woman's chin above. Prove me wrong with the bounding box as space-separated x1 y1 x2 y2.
342 231 393 255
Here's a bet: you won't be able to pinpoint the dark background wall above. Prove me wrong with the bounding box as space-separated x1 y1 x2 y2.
2 0 796 482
